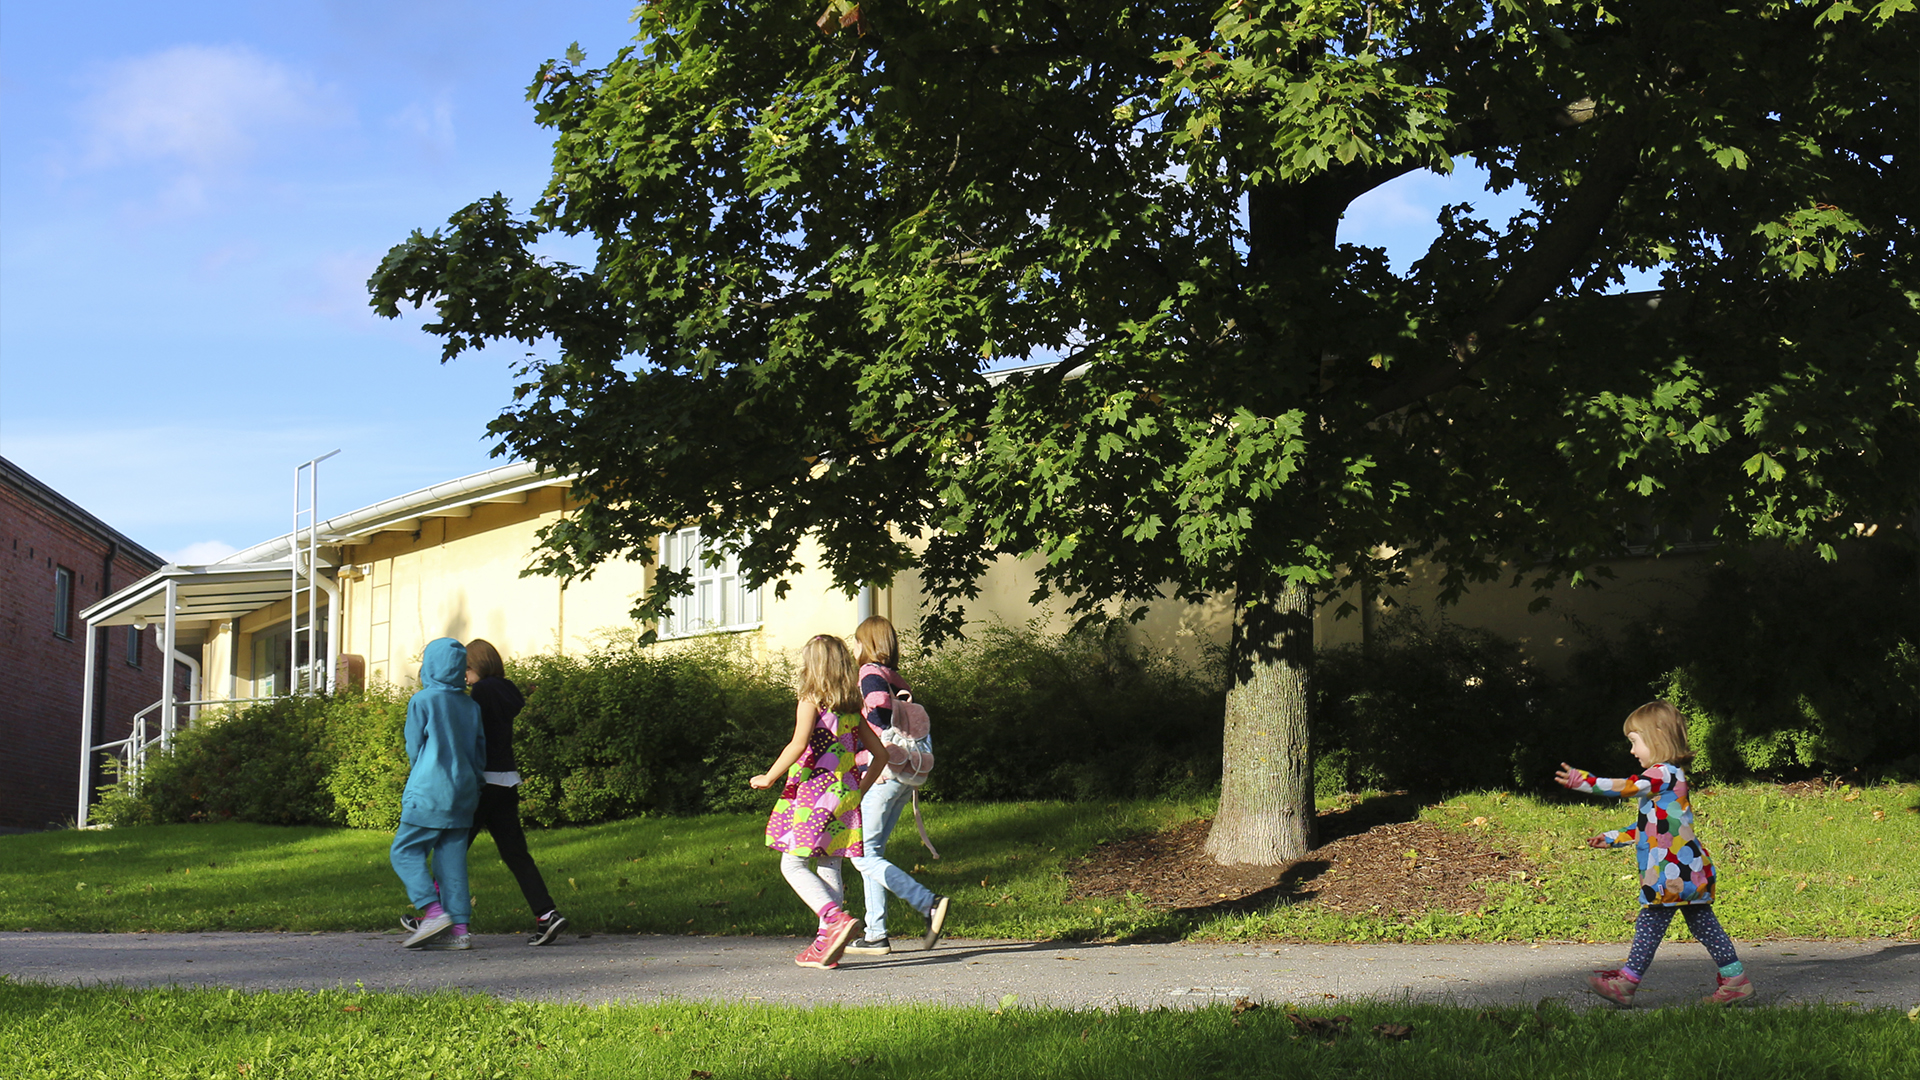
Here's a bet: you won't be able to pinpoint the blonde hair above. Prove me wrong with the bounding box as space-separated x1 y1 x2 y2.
796 634 861 714
852 615 898 669
464 638 505 681
1624 700 1694 764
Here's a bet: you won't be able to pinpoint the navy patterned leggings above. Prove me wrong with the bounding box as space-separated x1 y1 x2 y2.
1626 904 1740 977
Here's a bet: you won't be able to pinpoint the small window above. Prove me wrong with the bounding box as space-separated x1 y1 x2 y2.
126 625 143 667
657 527 762 639
53 567 73 639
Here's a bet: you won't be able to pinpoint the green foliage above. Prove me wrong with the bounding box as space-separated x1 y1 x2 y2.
89 698 339 828
11 983 1919 1080
1655 546 1920 781
88 689 408 830
910 620 1225 803
92 627 1227 829
510 636 793 825
1316 612 1548 795
368 0 1920 861
320 686 412 829
1315 543 1920 794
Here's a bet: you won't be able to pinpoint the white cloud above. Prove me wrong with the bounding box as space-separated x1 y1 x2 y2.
389 97 457 158
163 540 240 565
71 44 350 206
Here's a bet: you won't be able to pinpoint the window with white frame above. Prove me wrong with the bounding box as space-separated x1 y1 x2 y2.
657 527 762 638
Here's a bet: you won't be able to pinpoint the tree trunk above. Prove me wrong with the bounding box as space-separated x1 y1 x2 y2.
1203 577 1315 865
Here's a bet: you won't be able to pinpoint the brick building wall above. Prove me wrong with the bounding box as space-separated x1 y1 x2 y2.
0 457 166 831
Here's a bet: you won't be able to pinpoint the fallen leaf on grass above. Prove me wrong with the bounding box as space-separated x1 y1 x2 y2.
690 1071 712 1079
1286 1011 1350 1038
1230 998 1260 1016
341 1006 362 1013
1372 1023 1413 1040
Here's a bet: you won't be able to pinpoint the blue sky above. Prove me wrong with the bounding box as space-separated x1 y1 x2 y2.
1 2 1533 563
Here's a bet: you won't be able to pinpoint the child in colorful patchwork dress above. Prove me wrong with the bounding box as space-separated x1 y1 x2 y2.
752 634 889 969
1555 701 1753 1006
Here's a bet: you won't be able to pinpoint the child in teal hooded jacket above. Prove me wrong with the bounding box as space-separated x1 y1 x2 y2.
390 637 487 949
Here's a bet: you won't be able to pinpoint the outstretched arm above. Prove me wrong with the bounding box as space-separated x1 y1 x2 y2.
1588 826 1640 848
751 699 816 789
1557 763 1670 798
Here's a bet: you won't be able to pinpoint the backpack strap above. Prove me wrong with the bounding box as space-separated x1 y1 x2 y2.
910 788 939 859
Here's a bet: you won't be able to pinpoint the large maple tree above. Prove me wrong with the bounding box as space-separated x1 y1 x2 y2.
372 0 1918 863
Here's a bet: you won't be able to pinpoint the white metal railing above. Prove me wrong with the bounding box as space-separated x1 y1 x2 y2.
85 696 234 811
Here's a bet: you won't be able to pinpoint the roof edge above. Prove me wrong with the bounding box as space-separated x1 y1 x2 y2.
0 455 165 568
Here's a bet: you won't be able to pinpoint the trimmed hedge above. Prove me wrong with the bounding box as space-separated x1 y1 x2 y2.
91 626 1223 828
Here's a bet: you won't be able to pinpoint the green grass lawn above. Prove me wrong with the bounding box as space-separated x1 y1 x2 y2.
6 980 1917 1080
1 783 1915 944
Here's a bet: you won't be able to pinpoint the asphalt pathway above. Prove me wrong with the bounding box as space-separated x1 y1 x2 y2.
5 932 1917 1012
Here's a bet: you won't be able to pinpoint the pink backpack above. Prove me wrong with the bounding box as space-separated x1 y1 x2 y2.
880 687 934 786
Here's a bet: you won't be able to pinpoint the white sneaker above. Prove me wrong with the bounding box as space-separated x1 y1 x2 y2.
404 913 454 948
922 896 950 951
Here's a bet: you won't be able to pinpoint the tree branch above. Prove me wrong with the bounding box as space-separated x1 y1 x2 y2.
1365 120 1642 418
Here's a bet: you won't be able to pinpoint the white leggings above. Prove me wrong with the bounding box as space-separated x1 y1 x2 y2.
779 854 845 925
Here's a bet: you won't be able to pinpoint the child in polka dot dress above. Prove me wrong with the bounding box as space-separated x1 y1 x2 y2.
1555 701 1754 1006
752 634 888 969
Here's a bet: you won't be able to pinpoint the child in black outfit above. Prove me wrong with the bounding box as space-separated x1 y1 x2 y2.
464 639 568 945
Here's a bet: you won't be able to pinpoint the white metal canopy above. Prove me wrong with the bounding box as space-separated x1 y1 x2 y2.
73 560 339 824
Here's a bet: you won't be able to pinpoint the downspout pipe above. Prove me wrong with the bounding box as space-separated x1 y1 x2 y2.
171 649 201 724
89 541 118 806
314 572 340 693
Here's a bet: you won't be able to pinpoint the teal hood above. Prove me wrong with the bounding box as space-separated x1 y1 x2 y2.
419 637 469 691
400 638 486 829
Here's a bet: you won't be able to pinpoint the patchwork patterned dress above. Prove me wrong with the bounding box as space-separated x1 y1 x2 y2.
1564 762 1715 906
764 708 866 858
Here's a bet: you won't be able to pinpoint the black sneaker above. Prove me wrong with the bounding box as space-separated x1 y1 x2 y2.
528 913 568 946
842 936 892 956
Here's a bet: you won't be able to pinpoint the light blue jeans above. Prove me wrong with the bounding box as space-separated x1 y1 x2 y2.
390 823 473 923
850 778 936 939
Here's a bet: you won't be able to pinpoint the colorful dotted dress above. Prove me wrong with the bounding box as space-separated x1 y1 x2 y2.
764 708 866 858
1563 762 1715 906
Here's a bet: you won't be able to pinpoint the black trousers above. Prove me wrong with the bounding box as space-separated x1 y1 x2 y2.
466 783 556 919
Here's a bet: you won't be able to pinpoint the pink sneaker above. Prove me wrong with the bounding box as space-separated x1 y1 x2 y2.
1588 969 1638 1007
817 910 863 968
1703 973 1754 1005
795 934 838 969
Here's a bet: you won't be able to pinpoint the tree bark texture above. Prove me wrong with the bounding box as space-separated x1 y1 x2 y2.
1203 577 1315 865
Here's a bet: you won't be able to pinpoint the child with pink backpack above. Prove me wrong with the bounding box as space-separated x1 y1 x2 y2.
843 616 951 957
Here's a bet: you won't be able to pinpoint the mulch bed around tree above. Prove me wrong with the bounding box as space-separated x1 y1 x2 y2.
1066 797 1533 921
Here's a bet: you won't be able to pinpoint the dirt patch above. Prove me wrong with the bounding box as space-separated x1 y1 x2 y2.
1067 798 1531 921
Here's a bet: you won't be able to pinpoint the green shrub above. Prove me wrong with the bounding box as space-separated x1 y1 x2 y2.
1314 610 1566 795
1656 545 1920 781
89 697 337 827
1311 541 1920 795
319 686 410 829
511 637 793 826
909 619 1225 803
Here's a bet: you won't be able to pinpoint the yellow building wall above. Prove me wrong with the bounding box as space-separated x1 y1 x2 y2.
194 478 1714 697
1318 550 1714 673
